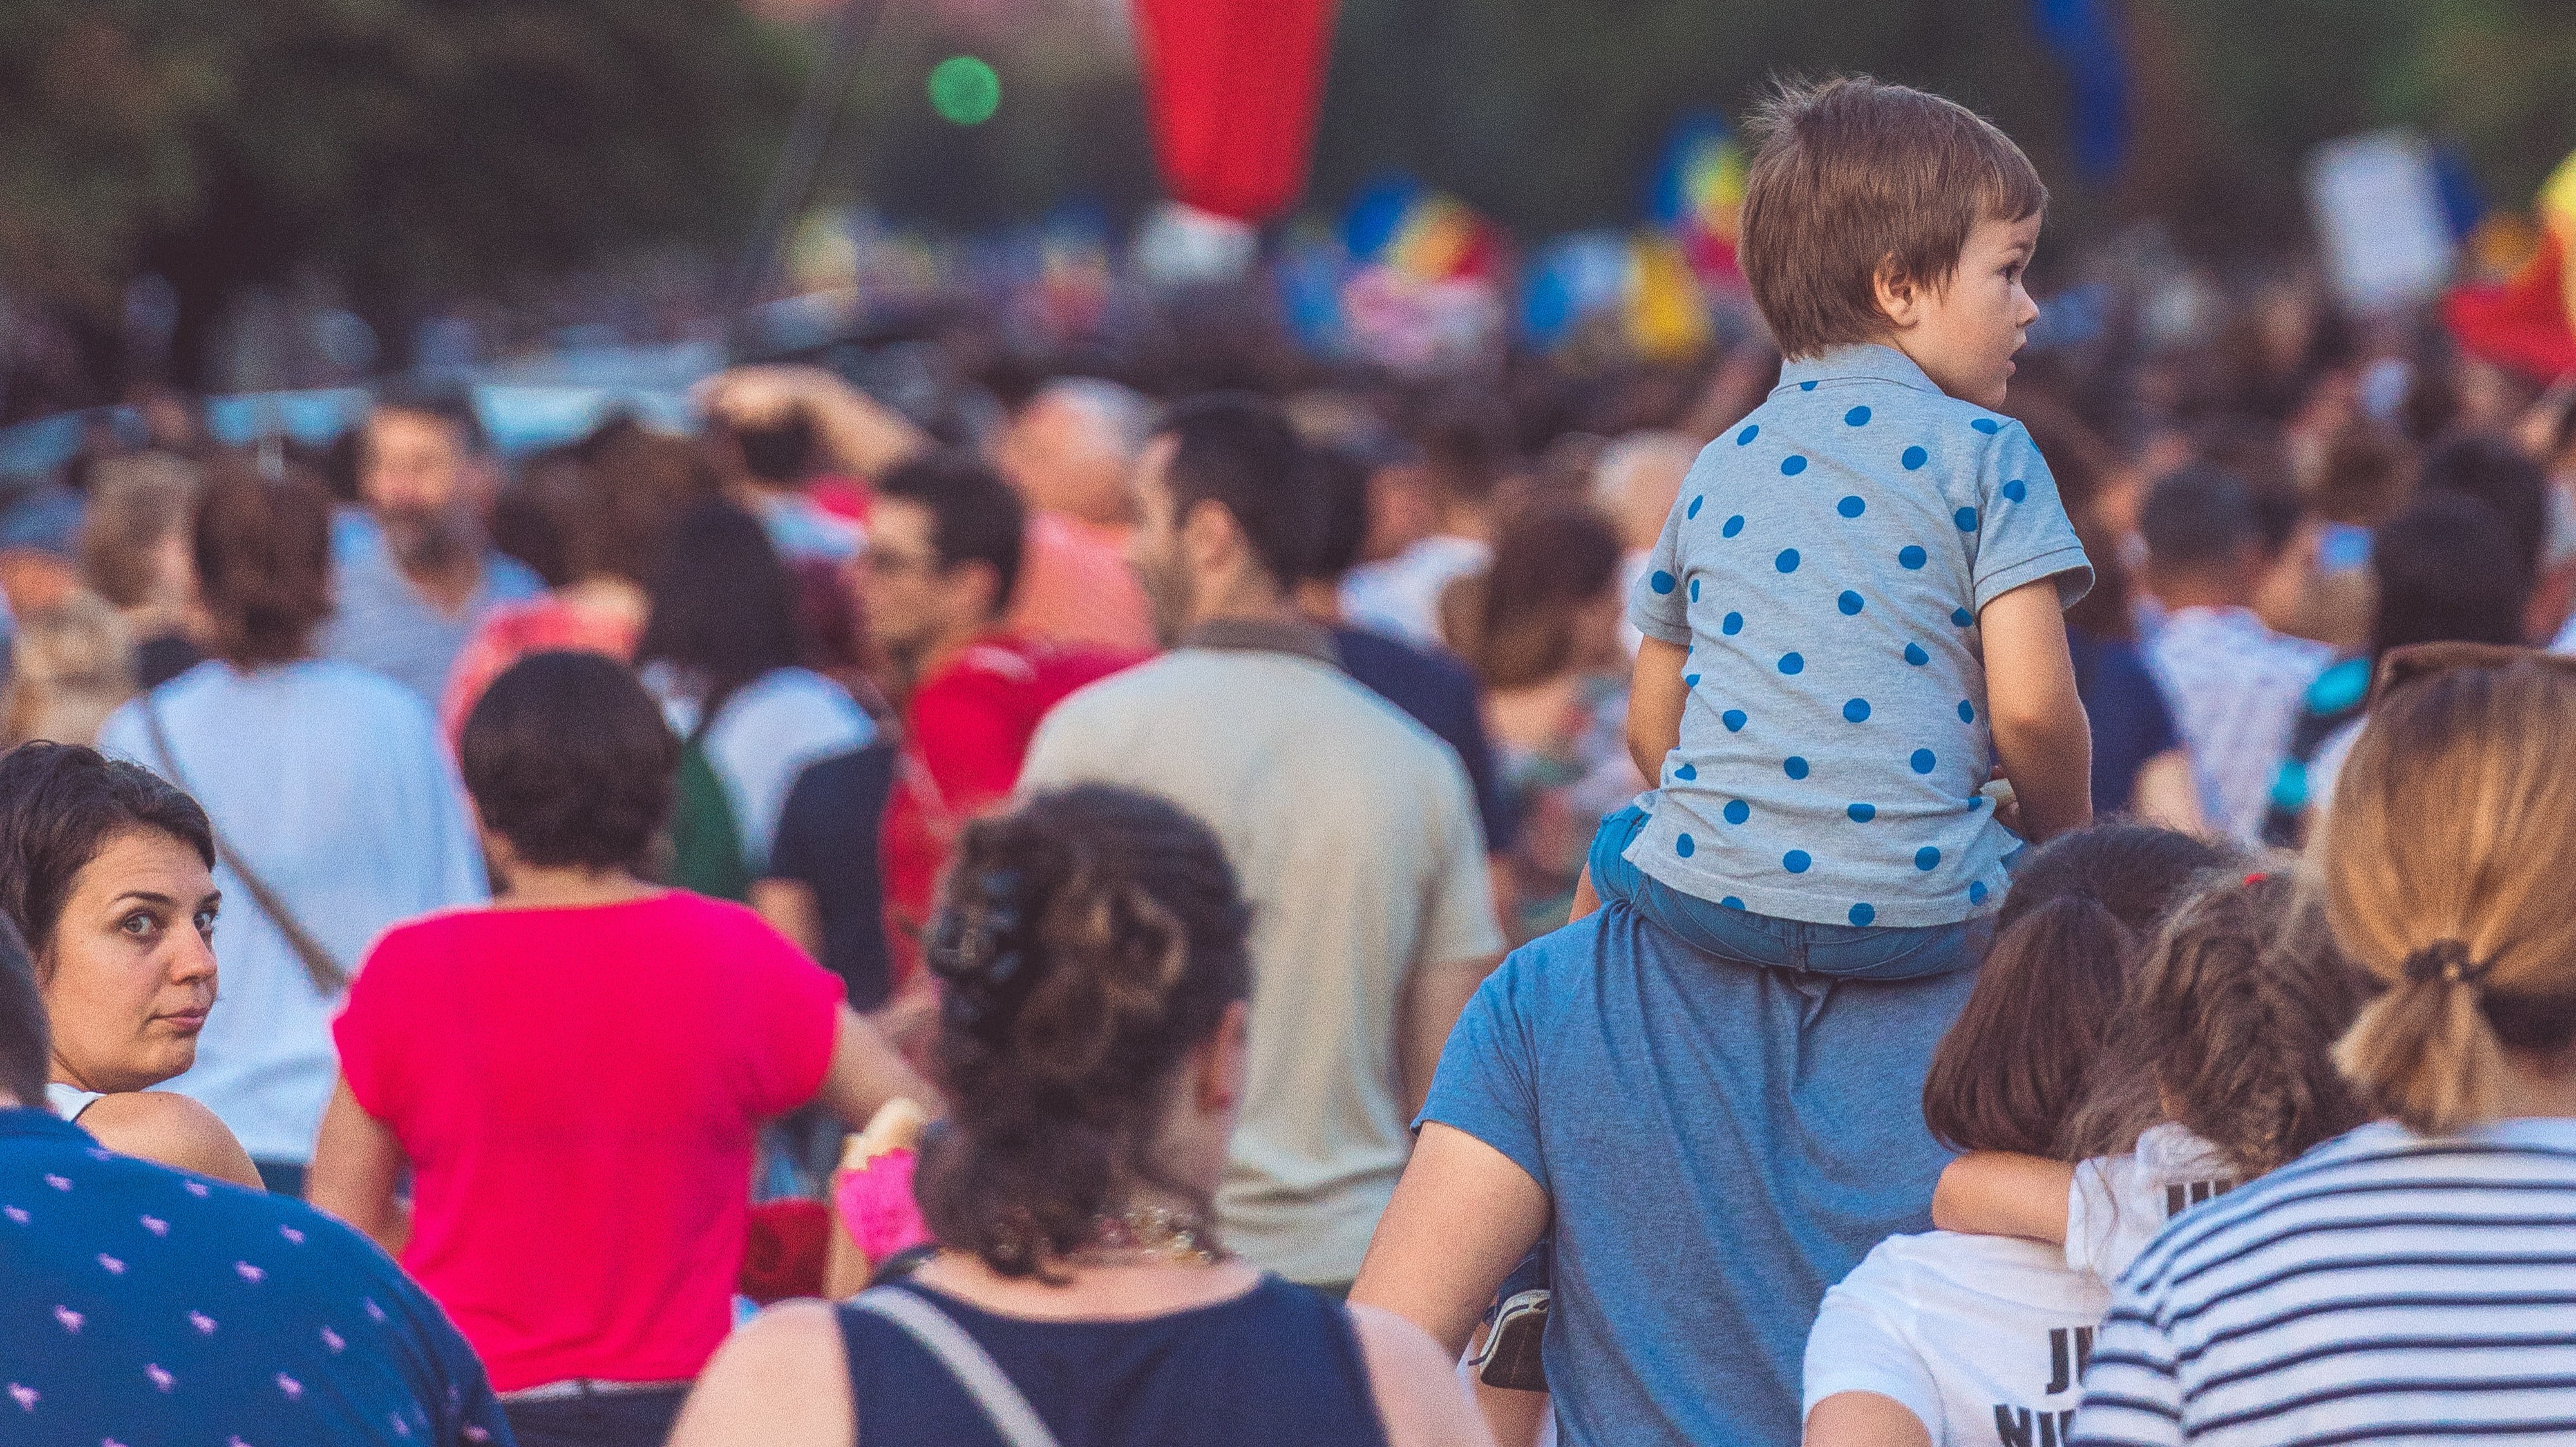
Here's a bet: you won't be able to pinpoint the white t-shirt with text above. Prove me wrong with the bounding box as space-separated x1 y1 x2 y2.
2066 1123 2237 1282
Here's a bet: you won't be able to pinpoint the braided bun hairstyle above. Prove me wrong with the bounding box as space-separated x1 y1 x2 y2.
913 785 1251 1278
2322 658 2576 1134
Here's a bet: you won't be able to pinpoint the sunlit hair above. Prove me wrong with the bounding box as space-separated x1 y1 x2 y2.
2061 875 2371 1176
2322 656 2576 1133
1739 74 2046 359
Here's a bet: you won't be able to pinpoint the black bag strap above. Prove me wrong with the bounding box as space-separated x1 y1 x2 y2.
140 697 351 997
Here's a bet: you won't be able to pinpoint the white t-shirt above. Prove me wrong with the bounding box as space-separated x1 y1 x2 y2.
1805 1231 2112 1446
2065 1124 2237 1282
1338 534 1491 649
647 665 874 873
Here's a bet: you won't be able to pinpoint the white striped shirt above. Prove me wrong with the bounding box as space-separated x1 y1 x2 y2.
2072 1119 2576 1446
2141 606 2331 845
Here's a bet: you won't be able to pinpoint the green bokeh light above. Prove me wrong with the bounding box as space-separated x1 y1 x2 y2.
927 56 1001 126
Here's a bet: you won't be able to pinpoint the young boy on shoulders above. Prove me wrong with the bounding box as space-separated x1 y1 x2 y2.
1591 74 2094 963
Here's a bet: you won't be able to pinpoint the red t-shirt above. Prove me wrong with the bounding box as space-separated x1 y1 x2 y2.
882 634 1144 980
332 892 844 1391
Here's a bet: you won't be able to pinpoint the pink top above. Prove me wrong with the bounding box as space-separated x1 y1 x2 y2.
438 594 645 747
1007 512 1158 653
332 893 843 1390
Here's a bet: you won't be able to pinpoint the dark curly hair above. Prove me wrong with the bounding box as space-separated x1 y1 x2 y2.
459 652 679 871
1922 824 2233 1157
913 785 1252 1280
193 459 336 668
0 741 215 979
2063 873 2372 1176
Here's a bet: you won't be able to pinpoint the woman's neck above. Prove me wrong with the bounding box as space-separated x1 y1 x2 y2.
491 863 659 911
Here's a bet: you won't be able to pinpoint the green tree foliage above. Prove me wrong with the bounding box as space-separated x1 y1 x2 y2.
0 0 802 375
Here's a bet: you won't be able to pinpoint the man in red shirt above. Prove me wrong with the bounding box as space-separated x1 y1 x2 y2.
863 450 1147 995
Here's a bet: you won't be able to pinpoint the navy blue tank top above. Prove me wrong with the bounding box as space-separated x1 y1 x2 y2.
837 1275 1392 1446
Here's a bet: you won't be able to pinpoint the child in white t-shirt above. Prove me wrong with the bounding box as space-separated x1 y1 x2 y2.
1801 824 2229 1447
1929 873 2374 1296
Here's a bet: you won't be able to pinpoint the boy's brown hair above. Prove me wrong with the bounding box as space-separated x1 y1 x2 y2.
1739 75 2047 359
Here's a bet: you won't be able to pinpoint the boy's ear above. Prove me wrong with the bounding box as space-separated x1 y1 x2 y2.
1873 254 1924 332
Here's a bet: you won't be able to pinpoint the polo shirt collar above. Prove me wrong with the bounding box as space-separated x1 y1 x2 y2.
0 1105 90 1145
1777 343 1943 397
1182 616 1341 667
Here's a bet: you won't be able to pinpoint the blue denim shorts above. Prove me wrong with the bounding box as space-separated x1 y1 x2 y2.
1587 804 1980 981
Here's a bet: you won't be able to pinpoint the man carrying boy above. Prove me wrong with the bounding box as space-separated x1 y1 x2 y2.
1353 76 2094 1446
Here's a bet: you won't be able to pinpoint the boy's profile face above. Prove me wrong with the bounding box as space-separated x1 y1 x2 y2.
1881 211 2042 410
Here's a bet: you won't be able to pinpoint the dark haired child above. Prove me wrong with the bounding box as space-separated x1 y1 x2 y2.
1798 824 2226 1447
1929 873 2371 1287
1598 72 2092 977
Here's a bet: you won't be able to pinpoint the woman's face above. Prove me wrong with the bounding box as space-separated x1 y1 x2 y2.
41 828 220 1094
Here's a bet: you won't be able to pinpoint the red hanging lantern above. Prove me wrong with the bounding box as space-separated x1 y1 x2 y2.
1132 0 1338 225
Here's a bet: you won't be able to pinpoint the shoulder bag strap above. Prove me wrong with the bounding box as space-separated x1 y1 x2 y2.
849 1288 1063 1447
140 697 352 997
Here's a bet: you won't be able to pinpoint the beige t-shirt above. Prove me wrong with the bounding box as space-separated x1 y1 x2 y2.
1020 643 1505 1283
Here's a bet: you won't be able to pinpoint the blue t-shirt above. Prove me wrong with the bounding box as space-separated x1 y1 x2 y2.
1333 624 1519 853
1627 344 2090 929
2067 626 2180 815
1421 909 1976 1447
0 1109 514 1446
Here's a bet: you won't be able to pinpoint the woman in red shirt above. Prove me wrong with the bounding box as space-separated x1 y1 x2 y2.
310 651 933 1447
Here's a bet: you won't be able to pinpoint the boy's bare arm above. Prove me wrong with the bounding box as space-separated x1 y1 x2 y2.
1979 580 2092 842
1626 636 1689 784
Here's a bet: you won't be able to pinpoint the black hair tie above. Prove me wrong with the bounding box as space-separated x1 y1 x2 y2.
2402 939 2496 987
925 867 1043 1040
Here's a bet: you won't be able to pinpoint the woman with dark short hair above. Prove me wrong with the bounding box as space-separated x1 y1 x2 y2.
310 651 931 1447
94 460 485 1195
0 740 260 1186
670 786 1489 1447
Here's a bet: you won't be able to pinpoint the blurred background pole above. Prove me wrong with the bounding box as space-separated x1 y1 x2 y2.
730 0 890 321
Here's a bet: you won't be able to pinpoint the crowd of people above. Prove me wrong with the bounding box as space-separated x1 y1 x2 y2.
6 71 2576 1447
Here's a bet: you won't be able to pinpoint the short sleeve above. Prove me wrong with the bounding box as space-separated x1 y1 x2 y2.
1970 421 2093 614
1801 1276 1945 1434
2064 1155 2123 1278
729 916 849 1116
2069 1288 2186 1447
1626 480 1694 647
332 928 421 1128
1414 753 1508 970
765 756 833 889
1416 951 1546 1192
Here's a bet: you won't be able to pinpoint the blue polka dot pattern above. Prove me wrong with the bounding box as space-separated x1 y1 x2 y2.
1904 642 1930 666
1971 417 2001 434
1781 455 1809 477
1721 612 1743 636
1674 762 1697 782
1785 850 1813 873
1842 698 1871 723
1721 708 1747 732
1689 578 1701 602
1849 903 1876 925
1800 380 1819 392
1736 424 1759 445
1784 756 1811 780
1723 515 1745 538
1968 795 1985 812
1651 570 1676 594
1915 846 1942 871
1901 445 1928 470
1954 506 1980 532
1899 545 1927 570
1837 495 1866 518
1957 699 1976 724
1723 799 1750 825
1848 802 1876 822
1687 495 1704 518
1677 833 1696 858
1722 896 1744 910
1683 673 1700 687
1779 652 1805 676
2002 479 2027 502
1844 405 1872 426
1776 549 1801 573
1910 748 1937 774
1968 880 1990 905
1838 590 1865 616
1951 607 1974 628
